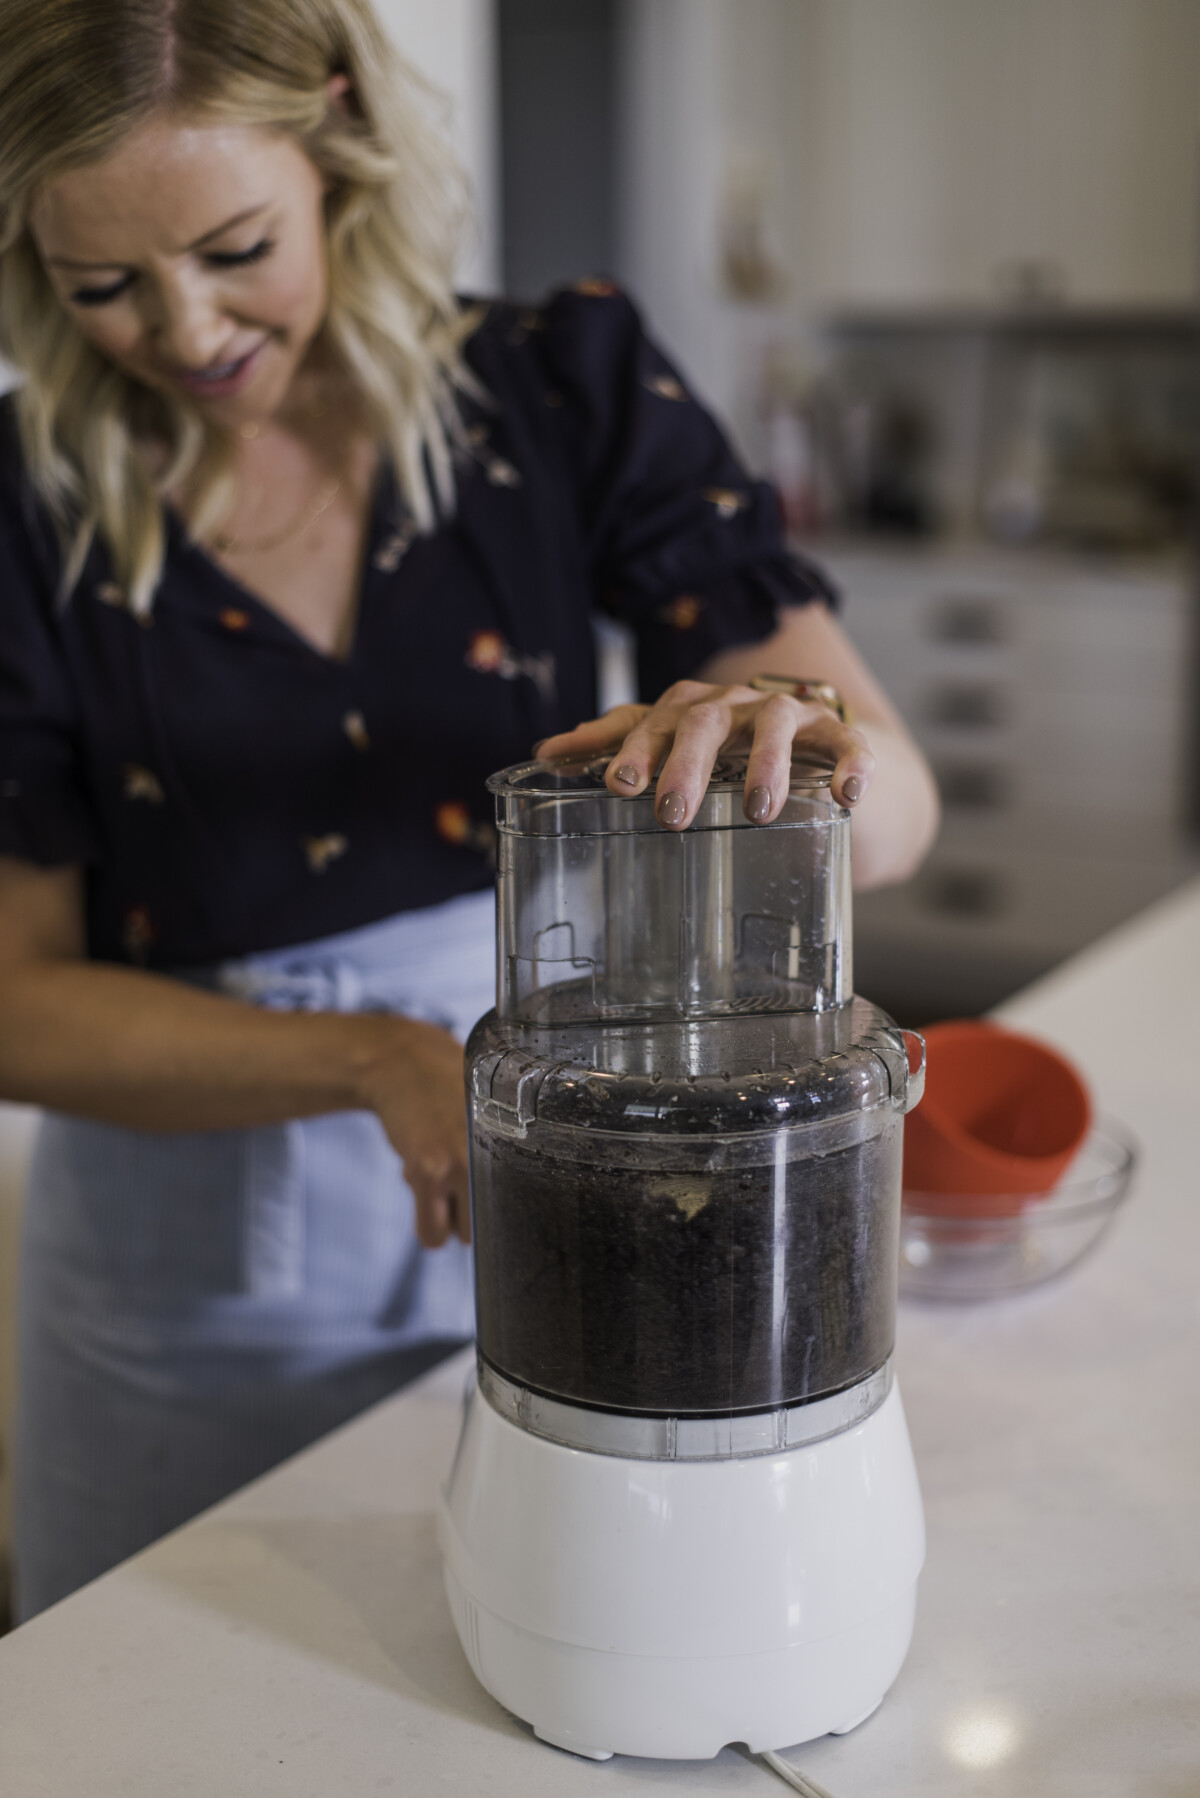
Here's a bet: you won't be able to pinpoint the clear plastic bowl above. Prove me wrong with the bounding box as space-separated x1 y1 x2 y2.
899 1121 1138 1301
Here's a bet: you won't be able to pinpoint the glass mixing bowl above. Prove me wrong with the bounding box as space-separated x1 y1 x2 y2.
899 1121 1137 1301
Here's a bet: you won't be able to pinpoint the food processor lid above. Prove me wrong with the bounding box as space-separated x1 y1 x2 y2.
489 751 842 835
472 998 919 1138
490 747 854 1020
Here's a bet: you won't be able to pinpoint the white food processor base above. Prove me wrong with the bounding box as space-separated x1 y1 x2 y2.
438 1374 925 1762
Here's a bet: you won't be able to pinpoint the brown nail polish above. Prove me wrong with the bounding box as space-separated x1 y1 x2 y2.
657 790 687 826
842 775 863 805
614 764 640 787
745 785 771 823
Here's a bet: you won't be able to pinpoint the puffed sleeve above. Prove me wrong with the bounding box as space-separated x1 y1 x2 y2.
0 464 99 865
538 283 837 698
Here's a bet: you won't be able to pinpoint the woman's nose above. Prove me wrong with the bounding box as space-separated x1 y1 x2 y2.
147 276 230 369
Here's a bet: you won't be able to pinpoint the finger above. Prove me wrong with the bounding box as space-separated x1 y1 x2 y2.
652 693 742 829
742 692 814 822
409 1152 454 1248
600 680 719 798
832 739 875 809
602 714 680 796
413 1185 451 1249
742 702 875 821
791 713 876 808
535 705 649 762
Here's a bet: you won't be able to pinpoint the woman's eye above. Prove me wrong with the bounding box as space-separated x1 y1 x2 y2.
70 275 135 308
206 238 274 269
64 237 274 307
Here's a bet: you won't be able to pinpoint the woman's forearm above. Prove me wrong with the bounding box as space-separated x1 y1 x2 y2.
845 718 940 890
701 601 941 890
0 957 399 1130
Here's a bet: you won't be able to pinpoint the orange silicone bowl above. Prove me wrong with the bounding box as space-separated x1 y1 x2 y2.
902 1020 1092 1217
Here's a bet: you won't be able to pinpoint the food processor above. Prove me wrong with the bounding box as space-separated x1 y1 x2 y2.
438 753 926 1761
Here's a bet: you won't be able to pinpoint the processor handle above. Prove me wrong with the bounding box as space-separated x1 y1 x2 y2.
901 1030 926 1113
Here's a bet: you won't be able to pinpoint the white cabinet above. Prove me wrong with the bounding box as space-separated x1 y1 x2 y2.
821 545 1198 1010
594 545 1197 1013
802 0 1200 309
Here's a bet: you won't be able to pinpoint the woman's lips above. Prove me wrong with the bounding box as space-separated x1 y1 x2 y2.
172 341 265 400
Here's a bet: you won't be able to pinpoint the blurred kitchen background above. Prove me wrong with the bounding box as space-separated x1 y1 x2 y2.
498 0 1200 1024
0 0 1198 1611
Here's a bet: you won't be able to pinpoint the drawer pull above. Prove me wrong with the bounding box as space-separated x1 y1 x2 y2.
934 762 1011 810
926 597 1009 644
922 867 1007 918
925 684 1007 729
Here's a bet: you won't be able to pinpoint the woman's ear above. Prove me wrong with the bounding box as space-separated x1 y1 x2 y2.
321 73 358 191
326 72 353 111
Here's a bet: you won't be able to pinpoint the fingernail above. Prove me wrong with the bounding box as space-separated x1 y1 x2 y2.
745 784 771 823
657 790 687 826
532 740 547 757
614 763 640 787
842 775 863 805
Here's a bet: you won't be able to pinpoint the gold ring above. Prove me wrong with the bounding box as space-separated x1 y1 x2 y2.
749 675 847 723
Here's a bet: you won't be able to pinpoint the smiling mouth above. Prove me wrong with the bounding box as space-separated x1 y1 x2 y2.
192 357 248 381
174 342 265 393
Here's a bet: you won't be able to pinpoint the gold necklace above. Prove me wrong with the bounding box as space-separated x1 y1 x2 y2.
212 472 342 557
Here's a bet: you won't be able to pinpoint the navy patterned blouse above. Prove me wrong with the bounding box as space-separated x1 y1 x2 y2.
0 283 834 970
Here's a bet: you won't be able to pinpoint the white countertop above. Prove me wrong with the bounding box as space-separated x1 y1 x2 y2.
3 881 1199 1797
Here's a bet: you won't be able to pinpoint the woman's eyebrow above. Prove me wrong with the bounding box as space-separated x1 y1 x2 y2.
47 203 271 270
188 201 270 249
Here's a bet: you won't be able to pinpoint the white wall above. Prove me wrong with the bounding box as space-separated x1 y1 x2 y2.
615 0 819 466
374 0 501 292
616 0 725 406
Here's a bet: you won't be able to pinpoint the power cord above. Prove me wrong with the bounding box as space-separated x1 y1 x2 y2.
757 1747 839 1797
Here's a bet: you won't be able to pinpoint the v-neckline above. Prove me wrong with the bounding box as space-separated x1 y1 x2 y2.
170 460 393 670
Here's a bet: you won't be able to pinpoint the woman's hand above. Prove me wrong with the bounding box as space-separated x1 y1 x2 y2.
0 859 473 1249
536 680 874 830
354 1015 472 1250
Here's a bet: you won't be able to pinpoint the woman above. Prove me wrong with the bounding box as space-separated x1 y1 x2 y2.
0 0 938 1619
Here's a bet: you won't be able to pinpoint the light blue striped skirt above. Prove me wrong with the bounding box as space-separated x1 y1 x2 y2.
14 890 494 1620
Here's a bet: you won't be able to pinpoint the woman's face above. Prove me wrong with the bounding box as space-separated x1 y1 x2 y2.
30 113 331 427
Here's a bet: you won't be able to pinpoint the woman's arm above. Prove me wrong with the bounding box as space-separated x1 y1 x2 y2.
0 858 470 1246
700 601 940 889
539 602 940 891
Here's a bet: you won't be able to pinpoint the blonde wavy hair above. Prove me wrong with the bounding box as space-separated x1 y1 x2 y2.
0 0 477 615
